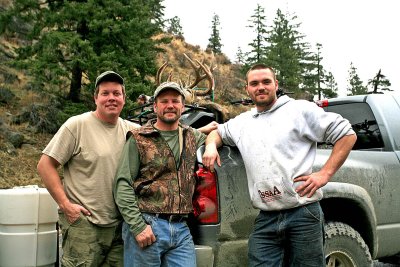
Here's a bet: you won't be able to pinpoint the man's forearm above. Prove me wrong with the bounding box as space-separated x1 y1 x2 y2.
37 154 70 209
114 177 147 236
205 129 223 148
198 121 218 135
321 133 357 178
202 130 223 171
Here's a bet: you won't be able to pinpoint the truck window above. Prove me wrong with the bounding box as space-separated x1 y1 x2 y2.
322 103 384 150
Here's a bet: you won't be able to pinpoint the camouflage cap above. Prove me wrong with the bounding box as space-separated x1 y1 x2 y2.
95 71 124 88
153 82 185 100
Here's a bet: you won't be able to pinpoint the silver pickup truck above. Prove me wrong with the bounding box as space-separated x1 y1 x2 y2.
188 93 400 267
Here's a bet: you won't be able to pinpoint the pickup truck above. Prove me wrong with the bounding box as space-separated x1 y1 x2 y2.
184 93 400 267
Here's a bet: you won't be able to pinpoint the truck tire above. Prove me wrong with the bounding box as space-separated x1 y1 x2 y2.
325 221 373 267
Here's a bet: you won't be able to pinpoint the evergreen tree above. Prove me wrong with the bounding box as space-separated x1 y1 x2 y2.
147 0 165 27
207 13 223 54
0 0 165 102
246 4 268 65
302 43 322 98
166 16 184 37
265 9 311 95
367 69 392 94
347 62 367 96
323 71 338 98
303 43 337 99
235 46 246 65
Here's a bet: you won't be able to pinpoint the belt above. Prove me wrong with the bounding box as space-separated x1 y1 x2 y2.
154 213 188 223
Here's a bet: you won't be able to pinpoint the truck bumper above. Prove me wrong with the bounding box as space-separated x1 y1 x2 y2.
195 245 214 267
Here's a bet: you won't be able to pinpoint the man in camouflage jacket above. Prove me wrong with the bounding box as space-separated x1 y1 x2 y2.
114 82 217 267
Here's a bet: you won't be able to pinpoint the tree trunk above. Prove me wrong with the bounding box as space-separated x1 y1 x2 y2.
67 20 88 102
373 69 381 94
68 64 82 102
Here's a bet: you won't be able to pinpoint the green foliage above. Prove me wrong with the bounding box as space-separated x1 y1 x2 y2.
240 7 340 99
264 9 310 95
323 71 338 98
245 4 268 65
9 92 92 133
235 46 246 65
0 70 19 84
367 69 392 94
0 87 16 105
166 16 184 37
347 62 367 96
207 13 223 54
302 43 321 97
302 43 337 99
12 102 61 133
57 101 90 125
1 0 166 102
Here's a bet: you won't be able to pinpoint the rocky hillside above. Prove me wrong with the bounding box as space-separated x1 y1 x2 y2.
0 33 250 189
154 34 246 102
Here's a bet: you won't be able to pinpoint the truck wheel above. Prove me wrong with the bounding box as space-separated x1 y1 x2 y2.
325 221 373 267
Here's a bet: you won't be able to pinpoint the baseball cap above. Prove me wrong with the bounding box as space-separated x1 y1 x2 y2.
95 71 124 88
154 82 185 99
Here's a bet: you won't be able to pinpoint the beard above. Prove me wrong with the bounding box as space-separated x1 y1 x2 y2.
254 98 274 107
158 111 180 124
251 93 277 111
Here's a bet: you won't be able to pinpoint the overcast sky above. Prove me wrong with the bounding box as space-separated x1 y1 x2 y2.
164 0 399 96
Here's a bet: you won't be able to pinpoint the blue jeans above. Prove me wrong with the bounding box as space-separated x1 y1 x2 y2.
248 202 325 267
122 213 196 267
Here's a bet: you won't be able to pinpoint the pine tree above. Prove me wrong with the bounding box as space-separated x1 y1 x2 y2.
207 13 223 54
303 43 337 99
302 43 322 98
0 0 165 102
235 46 246 65
347 63 367 96
323 71 338 98
246 4 268 65
367 69 392 94
265 9 311 95
166 16 184 37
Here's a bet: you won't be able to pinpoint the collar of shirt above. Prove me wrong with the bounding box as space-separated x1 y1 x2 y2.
251 108 270 118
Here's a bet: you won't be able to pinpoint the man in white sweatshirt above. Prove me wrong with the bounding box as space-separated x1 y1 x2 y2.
202 64 357 266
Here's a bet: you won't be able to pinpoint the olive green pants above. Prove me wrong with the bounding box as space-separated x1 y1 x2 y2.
59 213 123 267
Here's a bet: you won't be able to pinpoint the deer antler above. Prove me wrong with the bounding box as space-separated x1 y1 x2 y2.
156 61 172 86
183 53 215 96
155 54 216 103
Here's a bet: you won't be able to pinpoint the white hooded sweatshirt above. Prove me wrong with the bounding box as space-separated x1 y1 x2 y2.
218 95 354 211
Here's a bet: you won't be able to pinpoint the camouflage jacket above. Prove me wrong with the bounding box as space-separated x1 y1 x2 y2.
130 120 197 214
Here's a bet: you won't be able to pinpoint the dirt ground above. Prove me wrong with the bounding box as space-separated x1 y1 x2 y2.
0 101 52 189
0 131 51 189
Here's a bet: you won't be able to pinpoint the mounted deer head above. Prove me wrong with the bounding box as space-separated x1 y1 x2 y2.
156 53 216 103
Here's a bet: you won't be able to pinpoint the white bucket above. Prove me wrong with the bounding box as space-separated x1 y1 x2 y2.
0 185 58 267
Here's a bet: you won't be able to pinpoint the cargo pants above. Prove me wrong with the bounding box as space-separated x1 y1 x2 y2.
59 213 123 267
